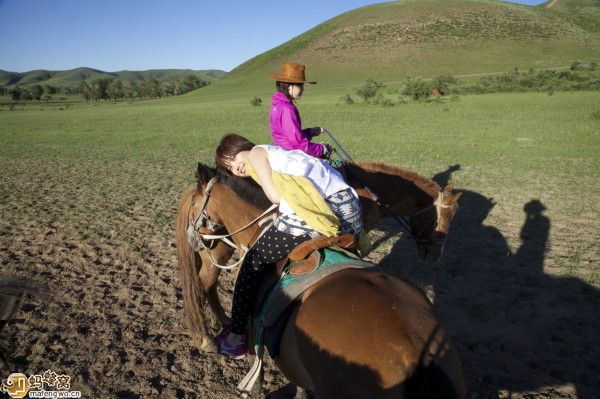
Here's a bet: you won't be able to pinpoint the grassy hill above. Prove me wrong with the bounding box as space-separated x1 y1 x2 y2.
541 0 600 32
200 0 600 96
0 67 227 88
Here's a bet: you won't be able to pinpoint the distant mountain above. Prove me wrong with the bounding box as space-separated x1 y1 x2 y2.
206 0 600 92
0 67 227 88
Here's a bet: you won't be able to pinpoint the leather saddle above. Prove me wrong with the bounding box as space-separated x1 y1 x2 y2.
278 234 357 277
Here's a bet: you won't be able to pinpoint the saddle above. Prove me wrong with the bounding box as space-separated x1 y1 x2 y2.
282 233 357 277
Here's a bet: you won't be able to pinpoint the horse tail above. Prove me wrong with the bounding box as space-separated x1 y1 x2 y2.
175 186 208 348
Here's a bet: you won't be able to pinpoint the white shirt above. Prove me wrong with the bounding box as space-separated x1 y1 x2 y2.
256 144 356 215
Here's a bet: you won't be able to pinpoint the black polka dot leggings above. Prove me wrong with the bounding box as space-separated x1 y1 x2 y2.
230 226 311 335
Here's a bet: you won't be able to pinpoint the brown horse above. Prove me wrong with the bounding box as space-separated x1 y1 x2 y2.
175 161 461 348
341 162 462 262
176 164 465 397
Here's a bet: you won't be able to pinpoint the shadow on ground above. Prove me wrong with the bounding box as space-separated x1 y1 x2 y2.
372 165 600 398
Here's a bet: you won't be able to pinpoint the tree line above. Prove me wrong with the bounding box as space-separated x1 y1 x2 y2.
0 74 209 102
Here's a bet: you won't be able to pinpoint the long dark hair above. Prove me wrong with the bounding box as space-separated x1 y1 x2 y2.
215 133 255 173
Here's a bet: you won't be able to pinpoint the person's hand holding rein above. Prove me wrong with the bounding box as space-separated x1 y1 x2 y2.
310 127 323 137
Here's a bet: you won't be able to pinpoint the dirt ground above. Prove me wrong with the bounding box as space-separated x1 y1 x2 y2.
1 160 599 398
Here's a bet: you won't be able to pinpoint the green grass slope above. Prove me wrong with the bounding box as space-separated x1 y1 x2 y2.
12 69 55 85
48 68 118 86
541 0 600 32
201 0 600 96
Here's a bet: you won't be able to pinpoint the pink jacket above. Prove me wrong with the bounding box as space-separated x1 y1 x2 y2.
269 92 324 158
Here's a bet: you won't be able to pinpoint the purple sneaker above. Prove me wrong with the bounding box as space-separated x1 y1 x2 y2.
218 333 247 360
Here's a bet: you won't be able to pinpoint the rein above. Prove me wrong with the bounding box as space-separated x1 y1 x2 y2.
187 174 449 266
324 128 453 246
187 177 277 269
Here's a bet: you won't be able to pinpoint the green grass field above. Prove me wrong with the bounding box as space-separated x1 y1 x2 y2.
1 89 597 181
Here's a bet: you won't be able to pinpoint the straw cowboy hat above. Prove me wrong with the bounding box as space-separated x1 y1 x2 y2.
270 62 316 84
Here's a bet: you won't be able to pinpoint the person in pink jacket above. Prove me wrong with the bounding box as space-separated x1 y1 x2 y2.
269 62 332 158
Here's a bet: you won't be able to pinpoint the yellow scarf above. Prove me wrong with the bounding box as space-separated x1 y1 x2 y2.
246 164 340 236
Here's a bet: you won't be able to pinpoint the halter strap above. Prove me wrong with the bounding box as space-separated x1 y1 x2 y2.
188 177 278 269
411 191 450 243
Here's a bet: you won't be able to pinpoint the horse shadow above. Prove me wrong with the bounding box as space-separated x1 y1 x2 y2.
375 165 600 398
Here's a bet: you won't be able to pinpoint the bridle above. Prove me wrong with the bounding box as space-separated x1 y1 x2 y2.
186 178 277 269
410 191 452 244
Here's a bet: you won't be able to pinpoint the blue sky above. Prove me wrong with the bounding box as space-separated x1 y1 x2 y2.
0 0 546 73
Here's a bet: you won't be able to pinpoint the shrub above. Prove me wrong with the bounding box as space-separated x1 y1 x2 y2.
355 78 384 102
373 94 394 107
380 98 394 107
426 96 445 104
432 75 454 94
250 96 262 106
570 61 584 71
589 62 598 71
402 77 432 101
339 94 354 105
519 78 536 88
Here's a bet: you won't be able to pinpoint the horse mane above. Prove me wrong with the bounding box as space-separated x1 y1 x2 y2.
349 162 441 197
196 163 271 210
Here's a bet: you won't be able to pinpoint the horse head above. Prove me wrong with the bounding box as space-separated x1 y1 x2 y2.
192 162 271 247
188 163 222 238
411 183 462 263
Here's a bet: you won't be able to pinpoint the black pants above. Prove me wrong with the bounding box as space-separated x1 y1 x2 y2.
230 226 310 335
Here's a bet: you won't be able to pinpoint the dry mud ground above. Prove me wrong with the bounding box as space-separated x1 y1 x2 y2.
1 158 599 398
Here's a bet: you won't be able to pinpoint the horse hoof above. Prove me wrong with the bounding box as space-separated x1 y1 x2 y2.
200 336 218 352
191 335 218 353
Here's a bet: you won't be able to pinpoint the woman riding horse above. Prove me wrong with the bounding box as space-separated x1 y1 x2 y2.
214 133 363 359
268 62 332 159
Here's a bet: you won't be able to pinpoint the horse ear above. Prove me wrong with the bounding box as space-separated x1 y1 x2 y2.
443 183 454 194
196 163 213 185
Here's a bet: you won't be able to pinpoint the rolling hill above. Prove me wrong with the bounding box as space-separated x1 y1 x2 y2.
0 68 227 88
202 0 600 94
